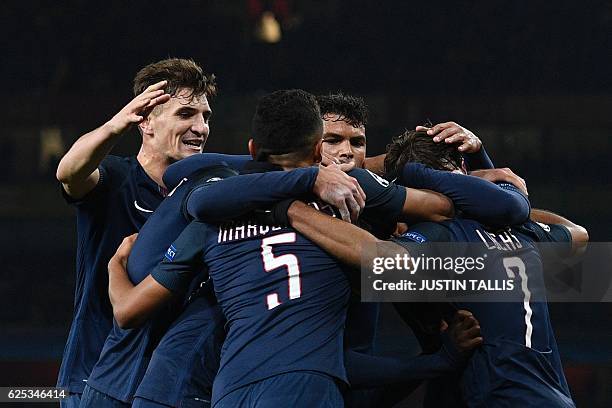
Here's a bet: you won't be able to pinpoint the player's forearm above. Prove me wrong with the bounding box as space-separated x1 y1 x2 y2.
345 347 463 389
401 163 530 227
363 154 386 176
402 188 454 223
108 256 139 327
463 146 494 170
187 168 317 221
287 201 377 268
530 208 589 248
108 259 173 329
56 123 122 186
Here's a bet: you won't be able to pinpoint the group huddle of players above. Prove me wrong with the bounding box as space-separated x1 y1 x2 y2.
56 58 588 408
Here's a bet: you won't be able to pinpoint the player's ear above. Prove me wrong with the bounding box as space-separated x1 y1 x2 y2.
138 117 153 137
248 139 258 159
313 139 323 163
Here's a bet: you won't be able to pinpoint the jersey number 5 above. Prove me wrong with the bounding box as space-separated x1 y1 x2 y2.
261 233 302 310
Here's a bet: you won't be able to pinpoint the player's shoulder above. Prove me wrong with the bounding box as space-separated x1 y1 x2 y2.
98 155 140 188
101 154 134 173
163 154 246 189
348 168 391 189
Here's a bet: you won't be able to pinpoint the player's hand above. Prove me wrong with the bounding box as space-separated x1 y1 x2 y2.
446 310 483 353
469 168 528 196
109 233 138 272
416 122 482 153
321 151 355 172
105 80 171 135
314 163 366 223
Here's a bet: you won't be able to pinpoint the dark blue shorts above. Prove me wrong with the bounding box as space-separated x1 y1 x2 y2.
214 371 344 408
79 385 129 408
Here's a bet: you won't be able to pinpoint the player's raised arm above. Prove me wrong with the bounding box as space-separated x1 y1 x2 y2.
530 208 589 255
56 80 170 199
107 234 174 329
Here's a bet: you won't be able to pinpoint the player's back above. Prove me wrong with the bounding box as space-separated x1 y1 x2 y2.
398 218 575 407
199 215 351 405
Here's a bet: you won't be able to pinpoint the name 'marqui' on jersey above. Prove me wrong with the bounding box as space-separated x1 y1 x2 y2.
158 208 351 406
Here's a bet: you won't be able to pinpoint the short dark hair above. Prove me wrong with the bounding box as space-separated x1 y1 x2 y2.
251 89 322 160
384 130 463 180
316 93 368 128
133 58 217 99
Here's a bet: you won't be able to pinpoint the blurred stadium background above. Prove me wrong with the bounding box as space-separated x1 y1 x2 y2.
1 1 611 406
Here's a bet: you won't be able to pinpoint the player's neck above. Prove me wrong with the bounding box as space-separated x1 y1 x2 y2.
267 156 314 170
136 147 170 188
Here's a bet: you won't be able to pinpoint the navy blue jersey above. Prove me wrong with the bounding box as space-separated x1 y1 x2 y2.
134 290 224 407
163 153 251 189
183 163 408 396
396 218 575 407
152 216 352 406
186 166 406 239
86 164 237 403
58 155 164 393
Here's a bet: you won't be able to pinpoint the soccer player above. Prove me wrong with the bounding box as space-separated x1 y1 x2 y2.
274 130 587 407
55 58 216 407
107 90 485 407
117 95 420 408
88 156 368 408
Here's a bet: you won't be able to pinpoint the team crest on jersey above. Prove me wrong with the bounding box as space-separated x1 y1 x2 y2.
401 231 427 243
165 245 177 262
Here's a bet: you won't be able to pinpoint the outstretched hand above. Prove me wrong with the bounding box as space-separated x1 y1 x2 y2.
105 80 171 135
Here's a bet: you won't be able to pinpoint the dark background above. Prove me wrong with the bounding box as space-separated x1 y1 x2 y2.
1 1 611 406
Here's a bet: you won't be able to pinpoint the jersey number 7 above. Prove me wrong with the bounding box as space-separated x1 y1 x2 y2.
503 256 533 348
261 233 302 310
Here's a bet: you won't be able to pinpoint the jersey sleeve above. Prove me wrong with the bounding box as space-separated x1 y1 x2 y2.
395 221 454 243
463 146 494 170
186 167 318 222
347 168 407 236
163 153 251 189
150 220 209 294
523 221 572 244
400 162 530 227
60 155 124 206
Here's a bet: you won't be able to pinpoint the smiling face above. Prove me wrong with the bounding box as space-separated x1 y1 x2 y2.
143 88 212 162
321 113 366 168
